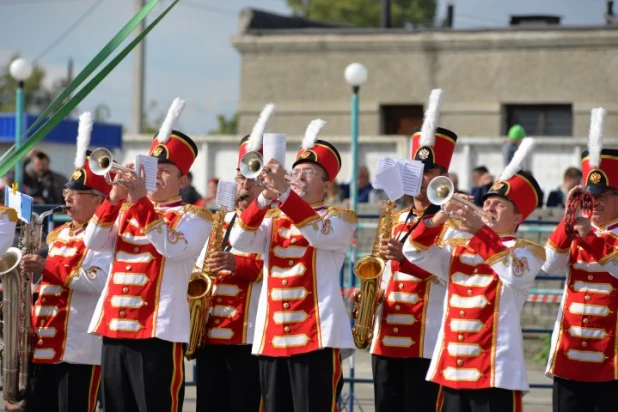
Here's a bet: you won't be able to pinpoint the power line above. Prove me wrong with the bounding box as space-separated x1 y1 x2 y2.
182 1 237 17
34 0 105 62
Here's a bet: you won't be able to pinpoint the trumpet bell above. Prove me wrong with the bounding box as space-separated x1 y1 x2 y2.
89 147 114 176
427 176 454 206
239 151 264 179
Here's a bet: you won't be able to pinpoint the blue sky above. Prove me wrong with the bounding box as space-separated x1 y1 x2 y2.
0 0 608 135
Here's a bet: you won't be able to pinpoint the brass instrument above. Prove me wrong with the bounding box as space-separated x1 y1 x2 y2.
0 205 66 403
89 147 134 185
427 176 494 227
185 206 227 359
351 200 396 349
239 150 306 193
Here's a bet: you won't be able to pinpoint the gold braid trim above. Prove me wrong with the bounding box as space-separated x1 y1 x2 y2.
46 223 68 245
326 207 357 224
546 239 569 254
0 207 18 222
514 239 546 262
441 237 472 250
121 202 132 211
485 248 510 266
89 214 115 228
236 218 260 232
141 218 165 234
266 208 281 218
184 204 213 222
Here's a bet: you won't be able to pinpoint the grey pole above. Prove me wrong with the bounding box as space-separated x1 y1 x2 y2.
131 0 146 133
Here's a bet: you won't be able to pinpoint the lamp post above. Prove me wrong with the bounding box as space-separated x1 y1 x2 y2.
9 58 33 190
343 62 367 412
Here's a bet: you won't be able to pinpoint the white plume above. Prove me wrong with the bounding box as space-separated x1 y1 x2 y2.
499 137 535 181
419 89 443 147
588 107 606 168
247 103 275 151
74 112 93 169
302 119 326 150
157 97 186 143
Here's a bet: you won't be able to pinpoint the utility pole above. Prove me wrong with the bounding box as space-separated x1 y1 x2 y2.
132 0 145 133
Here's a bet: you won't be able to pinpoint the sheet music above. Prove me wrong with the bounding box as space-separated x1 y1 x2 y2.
399 160 424 196
216 181 237 211
135 154 158 192
263 133 287 165
372 157 404 201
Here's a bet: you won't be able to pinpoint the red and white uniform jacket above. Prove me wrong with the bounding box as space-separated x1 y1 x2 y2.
370 207 446 358
85 196 213 343
31 223 111 365
194 210 263 345
543 219 618 382
0 206 17 256
230 190 356 358
403 224 545 392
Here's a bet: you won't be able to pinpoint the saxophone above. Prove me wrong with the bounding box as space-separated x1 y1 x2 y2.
351 200 396 349
185 206 227 359
0 205 66 403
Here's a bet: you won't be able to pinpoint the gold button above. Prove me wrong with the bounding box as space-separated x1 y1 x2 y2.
123 287 129 293
460 311 465 317
126 265 132 271
467 289 473 296
282 280 288 286
582 341 588 348
119 311 126 317
144 302 148 306
215 319 221 325
288 260 294 266
585 295 591 301
398 283 404 290
291 239 297 244
283 303 290 309
41 298 46 303
284 326 291 332
588 275 594 280
38 339 43 345
457 359 463 366
393 328 399 333
395 305 401 311
583 318 589 324
217 298 222 303
133 247 138 252
458 334 464 342
40 320 45 326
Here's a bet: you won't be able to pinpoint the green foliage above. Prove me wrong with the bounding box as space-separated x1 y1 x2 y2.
286 0 437 28
208 113 238 135
533 333 552 366
0 55 53 113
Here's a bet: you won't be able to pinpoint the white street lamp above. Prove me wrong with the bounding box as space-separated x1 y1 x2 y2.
9 57 33 189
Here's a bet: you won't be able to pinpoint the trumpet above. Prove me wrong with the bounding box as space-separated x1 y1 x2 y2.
239 151 305 194
427 176 494 226
89 147 135 185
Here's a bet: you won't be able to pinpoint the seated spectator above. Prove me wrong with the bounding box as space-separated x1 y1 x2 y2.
23 150 68 205
340 165 373 203
546 166 582 208
180 171 202 205
503 124 526 167
470 166 494 206
449 171 467 195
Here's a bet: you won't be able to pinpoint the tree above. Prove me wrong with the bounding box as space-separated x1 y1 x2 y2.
143 100 167 134
0 55 53 113
208 113 238 135
286 0 437 28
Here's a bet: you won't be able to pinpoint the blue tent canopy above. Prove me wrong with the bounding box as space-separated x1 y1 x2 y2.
0 113 122 149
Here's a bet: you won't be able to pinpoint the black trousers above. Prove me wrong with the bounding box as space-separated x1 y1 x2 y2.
440 386 522 412
259 348 343 412
371 354 441 412
553 376 618 412
25 362 101 412
195 344 262 412
101 337 185 412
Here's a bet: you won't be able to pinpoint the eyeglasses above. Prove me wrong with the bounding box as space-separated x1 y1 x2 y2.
290 168 327 180
63 189 97 198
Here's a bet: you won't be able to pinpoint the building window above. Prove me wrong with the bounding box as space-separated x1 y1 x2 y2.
381 105 424 135
505 104 572 136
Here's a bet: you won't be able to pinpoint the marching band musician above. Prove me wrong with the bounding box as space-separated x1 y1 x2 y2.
0 205 17 256
84 119 213 411
194 135 264 412
229 122 356 412
22 139 113 412
369 124 457 412
543 109 618 411
402 139 545 411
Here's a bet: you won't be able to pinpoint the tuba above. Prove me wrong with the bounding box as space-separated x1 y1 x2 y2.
351 200 396 349
0 205 65 403
185 206 227 360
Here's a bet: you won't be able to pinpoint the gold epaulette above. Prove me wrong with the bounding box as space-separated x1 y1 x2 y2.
0 206 18 223
514 239 546 261
46 223 68 245
184 204 213 222
266 208 281 218
326 206 357 224
440 237 471 249
392 207 410 221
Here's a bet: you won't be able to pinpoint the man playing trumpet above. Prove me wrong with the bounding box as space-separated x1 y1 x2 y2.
403 138 545 411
